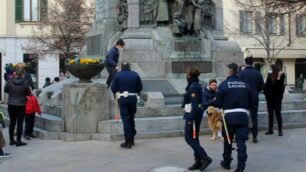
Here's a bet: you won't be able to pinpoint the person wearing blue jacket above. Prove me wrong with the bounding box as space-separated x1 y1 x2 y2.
182 67 212 171
213 63 252 172
239 56 264 143
111 61 143 149
202 79 217 111
105 39 125 88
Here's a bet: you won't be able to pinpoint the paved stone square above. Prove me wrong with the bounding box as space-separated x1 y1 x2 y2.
1 128 306 172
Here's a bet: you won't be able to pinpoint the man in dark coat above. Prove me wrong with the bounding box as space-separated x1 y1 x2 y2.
111 61 143 149
239 56 264 143
105 39 125 88
202 79 218 110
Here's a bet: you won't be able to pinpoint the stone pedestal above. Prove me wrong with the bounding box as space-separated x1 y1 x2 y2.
62 83 110 134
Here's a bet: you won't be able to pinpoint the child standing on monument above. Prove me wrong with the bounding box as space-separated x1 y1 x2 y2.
24 90 41 140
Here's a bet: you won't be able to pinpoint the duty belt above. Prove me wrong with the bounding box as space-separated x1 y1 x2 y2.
224 108 250 116
116 91 138 99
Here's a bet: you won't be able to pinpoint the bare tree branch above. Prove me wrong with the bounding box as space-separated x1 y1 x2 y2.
23 0 94 58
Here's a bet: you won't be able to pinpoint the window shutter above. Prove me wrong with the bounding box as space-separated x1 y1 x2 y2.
240 11 244 32
296 14 301 36
40 0 48 21
15 0 23 22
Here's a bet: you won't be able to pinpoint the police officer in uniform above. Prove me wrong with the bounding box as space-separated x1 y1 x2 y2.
182 67 212 171
111 61 143 149
213 63 252 172
239 56 264 143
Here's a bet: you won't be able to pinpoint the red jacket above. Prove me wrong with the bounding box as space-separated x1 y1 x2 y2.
25 95 41 115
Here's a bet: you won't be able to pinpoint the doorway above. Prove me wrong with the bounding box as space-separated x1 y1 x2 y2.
295 59 306 89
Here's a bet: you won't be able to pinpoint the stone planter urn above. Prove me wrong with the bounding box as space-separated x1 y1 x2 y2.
65 58 104 83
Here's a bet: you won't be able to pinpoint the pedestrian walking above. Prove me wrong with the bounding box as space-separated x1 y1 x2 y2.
4 68 30 146
105 39 125 88
239 56 264 143
214 63 252 172
264 64 286 136
182 67 212 171
111 61 143 149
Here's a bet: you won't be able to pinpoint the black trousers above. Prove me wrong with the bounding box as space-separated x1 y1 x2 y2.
8 105 25 141
106 66 117 87
24 114 35 136
119 103 137 140
267 99 282 131
223 124 249 171
184 114 208 159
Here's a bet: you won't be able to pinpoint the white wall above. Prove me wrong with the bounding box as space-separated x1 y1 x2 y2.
0 37 59 92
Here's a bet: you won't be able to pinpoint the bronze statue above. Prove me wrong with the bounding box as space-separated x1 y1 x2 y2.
117 0 128 31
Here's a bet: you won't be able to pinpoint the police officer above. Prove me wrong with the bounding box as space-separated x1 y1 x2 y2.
182 67 212 171
213 63 252 172
239 56 264 143
111 61 143 149
105 39 125 88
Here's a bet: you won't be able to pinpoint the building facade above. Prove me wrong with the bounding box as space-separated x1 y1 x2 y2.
0 0 59 99
223 0 306 87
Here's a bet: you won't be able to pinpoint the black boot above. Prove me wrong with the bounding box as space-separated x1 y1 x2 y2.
130 138 135 146
10 140 16 145
16 140 27 147
279 130 283 136
199 156 212 171
234 168 244 172
220 160 231 170
265 130 273 135
188 157 201 170
120 139 132 149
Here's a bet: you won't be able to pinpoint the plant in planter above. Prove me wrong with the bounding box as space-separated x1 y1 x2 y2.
65 57 104 83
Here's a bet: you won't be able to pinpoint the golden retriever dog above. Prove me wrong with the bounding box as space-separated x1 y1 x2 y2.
206 106 223 140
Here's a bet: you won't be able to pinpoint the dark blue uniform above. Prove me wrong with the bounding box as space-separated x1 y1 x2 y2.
111 69 143 142
239 66 264 139
106 46 120 87
183 78 209 161
214 75 252 171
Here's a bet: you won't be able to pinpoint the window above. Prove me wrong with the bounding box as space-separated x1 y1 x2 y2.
15 0 48 22
240 11 253 33
269 16 277 34
296 14 306 36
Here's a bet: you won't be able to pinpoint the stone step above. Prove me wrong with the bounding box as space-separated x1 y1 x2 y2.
33 109 306 141
41 104 62 117
35 113 65 132
125 100 306 119
258 100 306 112
99 110 306 136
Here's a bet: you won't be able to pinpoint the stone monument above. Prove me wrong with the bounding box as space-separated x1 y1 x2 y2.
27 0 245 141
87 0 242 79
